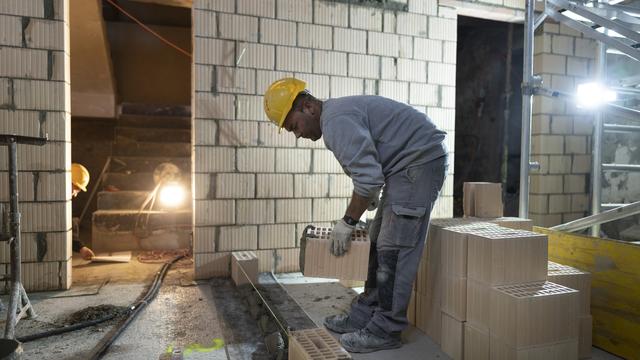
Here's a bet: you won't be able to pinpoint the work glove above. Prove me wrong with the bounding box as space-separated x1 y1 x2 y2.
330 219 355 257
368 189 381 211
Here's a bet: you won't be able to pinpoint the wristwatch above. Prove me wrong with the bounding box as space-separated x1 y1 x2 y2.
343 215 358 226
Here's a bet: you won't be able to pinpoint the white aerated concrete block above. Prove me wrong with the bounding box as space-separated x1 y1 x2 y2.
350 5 383 31
195 93 234 119
381 57 397 79
195 38 235 66
237 95 266 121
195 200 235 226
313 150 343 173
408 0 438 15
397 58 427 82
330 77 363 98
237 200 275 225
379 81 408 103
349 54 379 79
237 148 275 173
218 226 258 251
216 173 255 199
334 28 367 54
410 83 439 106
261 19 296 46
299 24 332 50
276 199 313 223
396 12 428 37
237 0 275 17
13 80 65 111
24 19 65 51
314 0 349 27
237 43 275 70
218 14 258 42
314 50 347 76
259 122 296 147
551 35 574 56
194 227 216 253
400 36 413 59
257 174 293 198
194 146 235 172
295 174 329 198
193 119 216 146
414 38 442 62
313 198 346 222
275 149 311 173
194 0 234 12
530 175 564 194
428 63 456 86
329 174 352 197
368 32 399 57
20 202 71 232
218 120 259 146
259 224 296 249
195 253 230 279
383 11 396 33
297 73 330 99
429 17 457 41
277 0 312 22
0 1 45 18
533 53 567 75
0 47 48 79
276 46 312 73
216 67 256 94
194 10 216 38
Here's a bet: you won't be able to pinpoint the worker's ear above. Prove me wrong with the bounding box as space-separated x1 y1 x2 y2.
302 100 314 116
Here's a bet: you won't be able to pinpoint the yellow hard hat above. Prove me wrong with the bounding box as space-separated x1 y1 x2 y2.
263 78 306 129
71 163 90 192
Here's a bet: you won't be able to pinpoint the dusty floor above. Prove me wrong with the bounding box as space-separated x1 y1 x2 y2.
0 256 625 360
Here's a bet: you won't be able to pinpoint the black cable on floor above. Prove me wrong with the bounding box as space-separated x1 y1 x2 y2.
86 255 184 359
14 255 183 353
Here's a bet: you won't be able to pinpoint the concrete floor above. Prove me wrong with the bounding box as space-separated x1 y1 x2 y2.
0 257 624 360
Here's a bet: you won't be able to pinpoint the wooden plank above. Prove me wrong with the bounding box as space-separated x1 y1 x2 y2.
534 226 640 359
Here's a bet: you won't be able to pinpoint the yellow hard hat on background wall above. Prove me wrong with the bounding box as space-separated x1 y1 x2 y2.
72 163 90 192
263 78 307 129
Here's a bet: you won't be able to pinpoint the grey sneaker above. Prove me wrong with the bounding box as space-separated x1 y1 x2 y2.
323 314 359 334
340 329 402 353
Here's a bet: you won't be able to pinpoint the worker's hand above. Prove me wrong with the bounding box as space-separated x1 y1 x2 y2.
368 189 381 211
80 247 95 260
331 219 355 257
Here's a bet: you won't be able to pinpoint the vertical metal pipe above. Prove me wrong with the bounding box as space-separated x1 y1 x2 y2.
591 30 607 237
4 140 21 339
519 0 536 218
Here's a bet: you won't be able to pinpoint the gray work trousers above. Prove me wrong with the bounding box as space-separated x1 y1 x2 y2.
348 155 447 338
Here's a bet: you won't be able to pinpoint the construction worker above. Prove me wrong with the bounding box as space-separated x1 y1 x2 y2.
71 163 95 260
264 78 447 353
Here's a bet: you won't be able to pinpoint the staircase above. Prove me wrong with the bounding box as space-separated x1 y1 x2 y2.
92 108 192 252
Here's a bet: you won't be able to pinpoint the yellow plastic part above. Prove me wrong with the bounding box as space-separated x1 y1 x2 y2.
535 226 640 359
263 77 306 130
71 163 90 192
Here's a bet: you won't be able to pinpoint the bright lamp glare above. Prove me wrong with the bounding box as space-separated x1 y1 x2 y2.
576 82 617 109
159 183 185 207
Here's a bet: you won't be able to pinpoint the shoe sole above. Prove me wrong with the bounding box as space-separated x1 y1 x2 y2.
341 341 403 353
323 321 357 335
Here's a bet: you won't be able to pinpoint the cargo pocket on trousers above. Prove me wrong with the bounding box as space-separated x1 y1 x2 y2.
388 204 427 248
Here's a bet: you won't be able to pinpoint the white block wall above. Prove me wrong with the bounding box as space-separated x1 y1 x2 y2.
530 23 596 227
192 0 457 278
0 0 72 291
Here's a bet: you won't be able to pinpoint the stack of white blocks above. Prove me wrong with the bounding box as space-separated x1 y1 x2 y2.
0 0 72 292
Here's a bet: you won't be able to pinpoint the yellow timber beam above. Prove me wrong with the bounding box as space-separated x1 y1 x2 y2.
535 227 640 359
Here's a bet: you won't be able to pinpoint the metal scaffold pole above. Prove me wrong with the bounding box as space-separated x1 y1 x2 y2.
591 20 607 237
519 0 536 218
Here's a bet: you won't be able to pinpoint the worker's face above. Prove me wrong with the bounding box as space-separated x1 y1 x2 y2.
72 184 81 198
283 100 322 141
